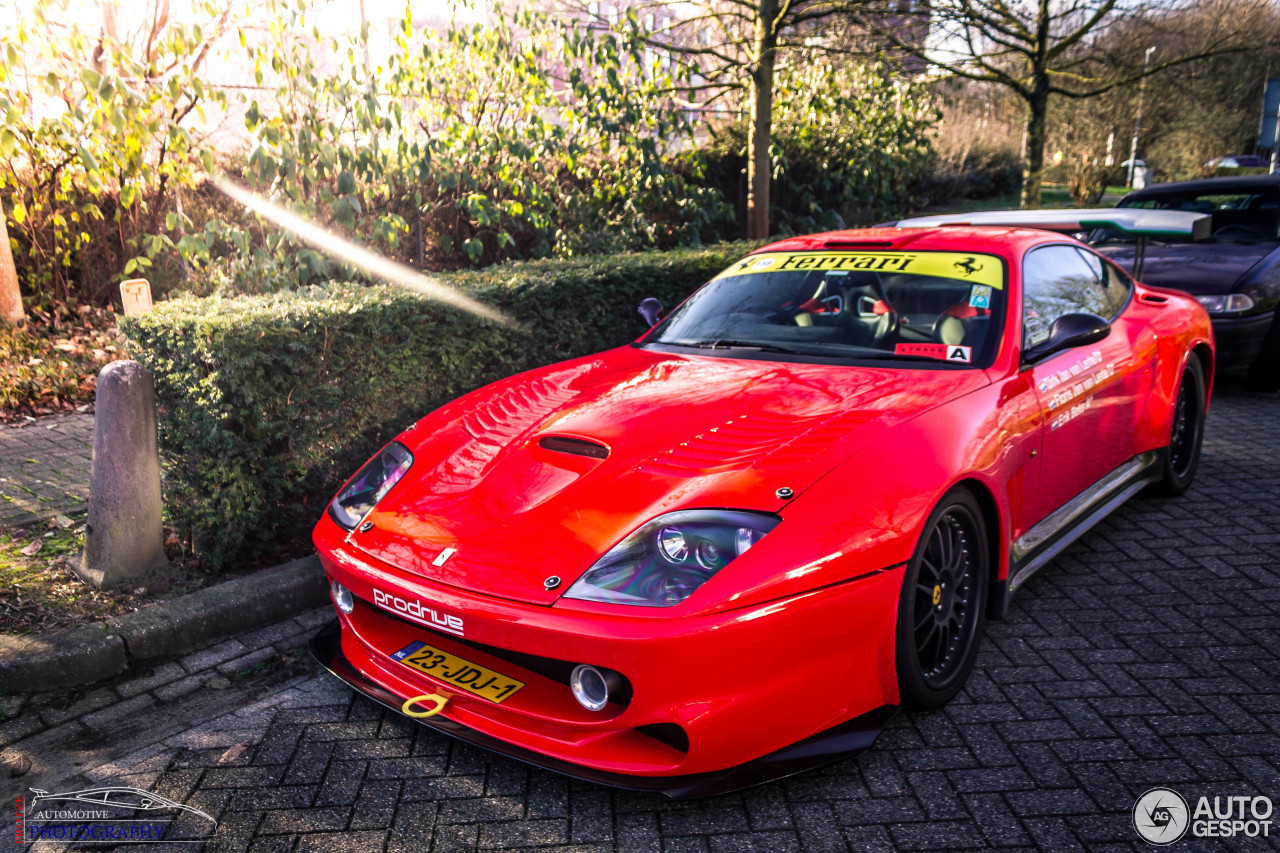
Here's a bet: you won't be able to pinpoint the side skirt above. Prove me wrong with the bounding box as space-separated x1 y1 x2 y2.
994 451 1161 615
309 619 898 799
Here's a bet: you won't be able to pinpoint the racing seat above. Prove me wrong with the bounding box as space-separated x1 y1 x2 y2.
939 303 991 349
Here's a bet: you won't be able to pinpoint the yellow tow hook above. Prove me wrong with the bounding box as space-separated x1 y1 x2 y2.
402 693 449 718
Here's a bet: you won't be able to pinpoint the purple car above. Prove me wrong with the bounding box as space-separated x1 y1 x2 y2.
1088 175 1280 389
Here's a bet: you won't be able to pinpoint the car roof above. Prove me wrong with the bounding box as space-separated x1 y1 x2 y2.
754 226 1064 258
1122 174 1280 201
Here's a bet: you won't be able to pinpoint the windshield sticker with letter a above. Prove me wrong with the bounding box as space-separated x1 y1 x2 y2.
895 343 973 363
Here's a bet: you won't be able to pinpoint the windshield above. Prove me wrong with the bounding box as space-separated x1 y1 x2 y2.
1094 190 1280 245
646 251 1006 367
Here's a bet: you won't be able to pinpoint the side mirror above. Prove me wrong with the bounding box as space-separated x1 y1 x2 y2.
1025 312 1110 362
637 297 664 327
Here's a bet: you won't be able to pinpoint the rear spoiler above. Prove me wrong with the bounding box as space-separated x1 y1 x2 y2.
890 208 1211 240
887 208 1212 279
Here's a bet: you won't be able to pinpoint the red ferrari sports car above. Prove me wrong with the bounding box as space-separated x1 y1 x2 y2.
311 211 1213 797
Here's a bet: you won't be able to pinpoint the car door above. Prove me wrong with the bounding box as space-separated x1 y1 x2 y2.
1021 244 1149 525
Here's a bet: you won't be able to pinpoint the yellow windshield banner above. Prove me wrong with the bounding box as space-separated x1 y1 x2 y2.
714 251 1004 289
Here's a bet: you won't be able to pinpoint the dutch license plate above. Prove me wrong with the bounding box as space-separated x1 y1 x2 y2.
391 641 525 703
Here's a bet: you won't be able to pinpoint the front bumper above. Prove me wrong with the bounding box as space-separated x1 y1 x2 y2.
312 532 904 795
1209 310 1274 370
310 619 896 798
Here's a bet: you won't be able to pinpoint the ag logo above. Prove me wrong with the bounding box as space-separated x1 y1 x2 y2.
1133 787 1190 845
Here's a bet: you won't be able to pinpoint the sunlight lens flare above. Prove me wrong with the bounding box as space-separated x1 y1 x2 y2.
212 178 517 328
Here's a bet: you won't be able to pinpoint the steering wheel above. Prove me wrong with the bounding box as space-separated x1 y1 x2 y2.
872 306 899 345
770 280 833 326
869 273 899 345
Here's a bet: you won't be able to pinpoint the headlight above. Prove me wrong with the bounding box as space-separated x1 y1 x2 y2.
1195 293 1255 315
563 510 780 607
328 442 414 530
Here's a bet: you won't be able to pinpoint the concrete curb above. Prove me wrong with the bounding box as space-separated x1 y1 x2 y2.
0 556 328 693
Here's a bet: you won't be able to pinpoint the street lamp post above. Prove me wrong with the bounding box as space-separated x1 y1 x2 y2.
1127 45 1158 189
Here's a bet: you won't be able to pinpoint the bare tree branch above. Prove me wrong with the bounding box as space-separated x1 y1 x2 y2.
1046 0 1117 61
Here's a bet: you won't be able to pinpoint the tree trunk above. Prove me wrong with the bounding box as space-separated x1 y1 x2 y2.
1019 87 1050 210
0 198 23 325
746 0 778 240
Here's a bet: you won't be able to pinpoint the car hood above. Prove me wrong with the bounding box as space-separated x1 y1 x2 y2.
1096 242 1278 293
350 346 990 605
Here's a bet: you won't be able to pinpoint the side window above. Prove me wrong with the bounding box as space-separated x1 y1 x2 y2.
1097 255 1134 317
1021 245 1114 349
1072 248 1131 320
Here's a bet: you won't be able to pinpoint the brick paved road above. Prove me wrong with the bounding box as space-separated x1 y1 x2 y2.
0 414 92 529
6 388 1280 852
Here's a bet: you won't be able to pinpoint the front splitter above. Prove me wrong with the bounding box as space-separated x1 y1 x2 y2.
309 619 898 799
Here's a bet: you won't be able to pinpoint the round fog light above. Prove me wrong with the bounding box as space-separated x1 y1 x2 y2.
330 580 354 614
570 664 612 711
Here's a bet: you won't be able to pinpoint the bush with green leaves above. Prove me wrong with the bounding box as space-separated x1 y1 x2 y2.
696 59 939 234
0 0 229 306
393 8 731 262
121 243 755 568
235 1 730 280
770 59 938 231
916 143 1023 204
1 0 731 306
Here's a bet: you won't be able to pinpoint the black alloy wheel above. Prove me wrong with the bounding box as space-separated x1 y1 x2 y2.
1152 356 1205 497
895 489 989 709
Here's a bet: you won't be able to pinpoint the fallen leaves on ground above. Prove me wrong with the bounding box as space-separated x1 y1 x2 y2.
1 303 125 423
0 521 214 636
5 753 32 777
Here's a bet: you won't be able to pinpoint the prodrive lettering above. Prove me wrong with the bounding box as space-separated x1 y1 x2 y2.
372 588 465 636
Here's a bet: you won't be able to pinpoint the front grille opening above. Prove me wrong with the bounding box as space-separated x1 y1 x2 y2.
358 597 633 707
636 723 689 754
538 435 610 459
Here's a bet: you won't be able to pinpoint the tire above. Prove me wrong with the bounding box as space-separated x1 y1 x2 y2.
1151 356 1206 497
895 488 989 710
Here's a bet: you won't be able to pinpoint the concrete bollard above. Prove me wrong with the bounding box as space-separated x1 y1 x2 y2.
77 360 168 589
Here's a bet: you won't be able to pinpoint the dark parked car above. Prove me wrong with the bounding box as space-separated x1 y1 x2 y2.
1088 175 1280 388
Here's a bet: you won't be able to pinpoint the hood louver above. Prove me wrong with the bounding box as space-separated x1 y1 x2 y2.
538 435 610 460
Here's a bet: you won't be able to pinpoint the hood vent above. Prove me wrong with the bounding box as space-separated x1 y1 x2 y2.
538 435 610 460
822 239 895 250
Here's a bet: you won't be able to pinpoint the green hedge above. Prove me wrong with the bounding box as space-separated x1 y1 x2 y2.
121 244 756 568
